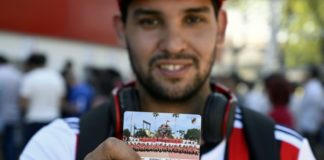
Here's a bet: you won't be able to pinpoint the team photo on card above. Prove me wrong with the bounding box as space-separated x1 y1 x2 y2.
123 111 202 160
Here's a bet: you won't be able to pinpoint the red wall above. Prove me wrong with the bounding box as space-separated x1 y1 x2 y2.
0 0 120 46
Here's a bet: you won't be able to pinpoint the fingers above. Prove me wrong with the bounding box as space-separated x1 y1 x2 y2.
84 137 141 160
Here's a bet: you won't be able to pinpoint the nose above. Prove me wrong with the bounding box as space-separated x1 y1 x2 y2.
158 26 187 54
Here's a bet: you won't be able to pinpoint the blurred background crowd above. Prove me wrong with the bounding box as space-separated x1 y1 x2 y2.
0 0 324 159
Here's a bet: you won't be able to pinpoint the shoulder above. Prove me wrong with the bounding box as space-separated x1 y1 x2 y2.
274 125 315 160
274 125 303 148
20 118 80 160
25 117 79 138
43 69 63 79
29 68 60 79
306 79 323 91
78 101 114 136
21 70 40 84
234 107 315 159
81 100 114 122
63 117 80 134
32 117 80 137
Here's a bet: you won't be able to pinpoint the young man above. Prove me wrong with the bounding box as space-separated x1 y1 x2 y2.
20 0 315 160
0 55 22 160
20 53 65 146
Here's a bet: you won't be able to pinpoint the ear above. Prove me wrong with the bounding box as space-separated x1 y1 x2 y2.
217 9 227 44
215 9 227 62
113 15 127 47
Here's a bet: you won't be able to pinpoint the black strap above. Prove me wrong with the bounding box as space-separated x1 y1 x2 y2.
118 87 140 112
77 87 139 160
203 93 236 145
241 107 280 160
76 100 115 160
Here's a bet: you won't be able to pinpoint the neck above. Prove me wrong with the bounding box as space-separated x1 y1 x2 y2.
137 82 212 115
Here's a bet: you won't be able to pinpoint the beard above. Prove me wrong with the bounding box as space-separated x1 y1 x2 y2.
127 42 216 103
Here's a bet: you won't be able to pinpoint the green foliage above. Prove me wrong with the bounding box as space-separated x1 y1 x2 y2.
172 113 179 131
153 112 159 118
184 128 201 143
123 129 131 137
134 129 148 138
155 124 173 138
177 130 186 138
172 113 179 118
225 0 247 9
281 0 324 67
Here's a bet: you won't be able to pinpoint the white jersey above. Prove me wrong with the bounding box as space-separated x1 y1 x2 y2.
20 118 79 160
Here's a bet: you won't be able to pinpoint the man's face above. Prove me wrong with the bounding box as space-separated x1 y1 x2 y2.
122 0 222 102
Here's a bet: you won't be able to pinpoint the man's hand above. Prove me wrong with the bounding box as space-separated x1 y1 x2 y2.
84 137 141 160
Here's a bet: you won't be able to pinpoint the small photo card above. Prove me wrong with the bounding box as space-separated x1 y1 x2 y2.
123 111 201 160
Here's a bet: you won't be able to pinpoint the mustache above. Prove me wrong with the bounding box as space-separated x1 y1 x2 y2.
149 52 198 67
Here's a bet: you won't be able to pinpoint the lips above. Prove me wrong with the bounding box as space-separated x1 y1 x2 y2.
159 64 186 71
154 60 193 78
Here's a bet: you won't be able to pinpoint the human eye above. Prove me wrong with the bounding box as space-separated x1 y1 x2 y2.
137 17 161 29
184 15 207 25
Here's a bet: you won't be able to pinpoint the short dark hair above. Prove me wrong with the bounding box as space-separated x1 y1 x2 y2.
264 73 292 106
118 0 224 23
308 65 320 78
26 52 47 66
0 55 8 64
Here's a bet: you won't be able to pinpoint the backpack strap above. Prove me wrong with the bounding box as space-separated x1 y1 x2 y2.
76 87 139 160
116 87 140 139
241 107 280 160
203 92 236 145
76 100 115 160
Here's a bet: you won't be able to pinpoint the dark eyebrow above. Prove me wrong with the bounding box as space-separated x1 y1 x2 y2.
184 6 211 14
133 9 161 18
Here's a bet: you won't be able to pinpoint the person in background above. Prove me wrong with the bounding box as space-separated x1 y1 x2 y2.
297 66 324 152
0 54 22 160
264 73 294 128
61 60 74 102
63 65 95 117
243 81 270 115
92 68 122 108
20 53 65 146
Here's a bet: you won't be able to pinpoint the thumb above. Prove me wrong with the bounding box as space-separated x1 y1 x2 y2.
84 137 140 160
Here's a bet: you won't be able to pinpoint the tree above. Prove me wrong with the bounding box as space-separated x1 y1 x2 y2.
123 129 131 138
172 113 179 130
134 129 148 138
177 130 186 138
184 128 201 143
153 112 159 119
153 112 159 131
281 0 324 67
227 0 324 68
